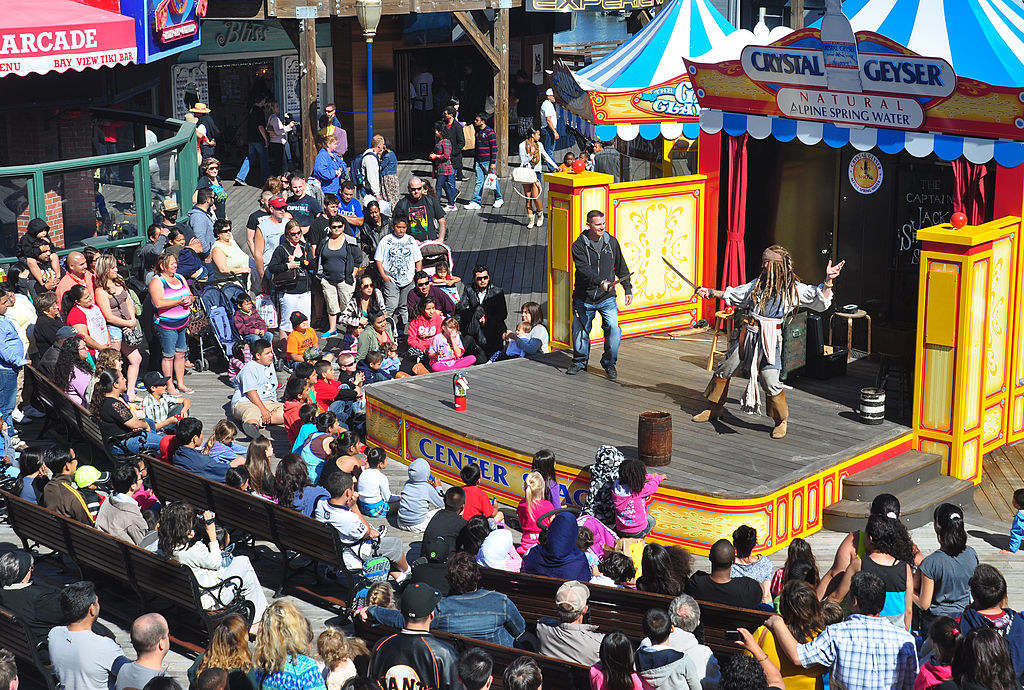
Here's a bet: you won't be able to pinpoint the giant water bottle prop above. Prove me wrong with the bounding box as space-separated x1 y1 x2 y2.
453 373 468 411
821 0 863 93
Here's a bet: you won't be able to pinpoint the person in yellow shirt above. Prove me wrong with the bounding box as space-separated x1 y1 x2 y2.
748 581 826 690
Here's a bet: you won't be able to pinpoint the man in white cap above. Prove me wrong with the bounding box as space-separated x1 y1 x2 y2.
536 580 604 665
540 88 559 154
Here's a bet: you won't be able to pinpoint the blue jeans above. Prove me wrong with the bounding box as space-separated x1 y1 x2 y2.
238 142 269 184
115 431 163 455
0 368 17 433
541 128 556 155
472 162 502 204
156 325 188 358
572 294 621 368
243 333 273 347
437 173 457 206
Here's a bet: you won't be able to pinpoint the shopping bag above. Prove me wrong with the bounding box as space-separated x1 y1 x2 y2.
256 294 278 329
483 173 498 191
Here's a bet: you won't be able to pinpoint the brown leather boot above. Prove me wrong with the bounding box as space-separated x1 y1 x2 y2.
767 391 789 439
692 377 730 422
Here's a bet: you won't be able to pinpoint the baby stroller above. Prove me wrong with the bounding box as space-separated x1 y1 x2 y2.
189 275 247 372
418 240 453 279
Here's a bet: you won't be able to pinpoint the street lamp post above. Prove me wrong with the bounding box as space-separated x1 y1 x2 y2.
355 0 383 149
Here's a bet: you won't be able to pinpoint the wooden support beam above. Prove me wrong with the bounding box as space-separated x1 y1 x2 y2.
453 11 500 67
791 0 805 28
493 7 509 178
299 17 319 172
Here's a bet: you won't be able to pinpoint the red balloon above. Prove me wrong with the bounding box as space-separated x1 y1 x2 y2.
950 212 968 229
571 159 586 174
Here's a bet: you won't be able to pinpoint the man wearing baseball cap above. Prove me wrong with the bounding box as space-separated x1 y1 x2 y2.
540 88 558 154
37 325 78 379
536 580 604 665
368 582 460 690
254 196 289 284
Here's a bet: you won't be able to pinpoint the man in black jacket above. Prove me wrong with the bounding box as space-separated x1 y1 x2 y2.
456 264 508 359
369 582 460 690
442 107 466 181
567 210 632 379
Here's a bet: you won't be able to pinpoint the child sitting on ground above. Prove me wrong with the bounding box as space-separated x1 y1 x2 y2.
917 616 958 688
204 420 248 467
358 351 391 384
380 342 401 377
397 457 444 532
459 463 504 524
232 294 271 346
317 627 369 690
227 340 252 380
1001 488 1024 554
430 261 461 302
357 447 395 517
141 371 190 433
339 322 363 353
489 321 532 363
516 471 555 554
282 378 314 443
612 458 665 538
578 525 600 577
314 471 411 580
286 312 320 365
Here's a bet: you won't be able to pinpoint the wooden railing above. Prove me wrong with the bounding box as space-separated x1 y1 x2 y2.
553 40 624 68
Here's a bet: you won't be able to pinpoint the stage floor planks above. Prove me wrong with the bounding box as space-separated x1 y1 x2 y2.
366 334 911 499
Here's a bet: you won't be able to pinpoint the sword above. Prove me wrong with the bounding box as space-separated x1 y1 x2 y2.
661 255 703 293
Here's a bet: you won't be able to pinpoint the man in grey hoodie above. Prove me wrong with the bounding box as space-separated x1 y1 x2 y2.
636 608 701 690
398 457 445 531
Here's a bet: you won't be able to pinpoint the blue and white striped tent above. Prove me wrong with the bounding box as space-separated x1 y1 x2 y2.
562 0 791 141
698 0 1024 165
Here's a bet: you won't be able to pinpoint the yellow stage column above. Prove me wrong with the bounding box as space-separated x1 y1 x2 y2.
545 171 613 351
915 217 1021 483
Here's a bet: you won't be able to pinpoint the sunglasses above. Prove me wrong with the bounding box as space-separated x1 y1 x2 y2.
287 231 302 237
416 281 429 286
476 275 489 281
330 224 346 230
409 186 423 191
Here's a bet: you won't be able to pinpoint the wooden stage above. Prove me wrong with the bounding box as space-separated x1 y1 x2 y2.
365 334 914 554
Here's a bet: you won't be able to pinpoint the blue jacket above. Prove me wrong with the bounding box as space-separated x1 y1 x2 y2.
1010 510 1024 553
313 149 346 195
0 315 27 373
960 607 1024 676
370 589 526 646
173 446 229 482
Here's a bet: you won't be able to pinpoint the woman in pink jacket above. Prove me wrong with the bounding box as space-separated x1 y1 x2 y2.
407 298 445 352
427 317 476 372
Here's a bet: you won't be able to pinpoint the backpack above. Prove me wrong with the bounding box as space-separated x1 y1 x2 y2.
351 151 368 196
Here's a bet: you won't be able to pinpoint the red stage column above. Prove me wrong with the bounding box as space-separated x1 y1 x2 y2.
698 131 722 322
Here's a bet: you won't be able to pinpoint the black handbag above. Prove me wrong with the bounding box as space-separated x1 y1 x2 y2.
272 268 304 289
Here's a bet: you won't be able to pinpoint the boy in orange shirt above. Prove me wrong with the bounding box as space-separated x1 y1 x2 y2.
285 311 319 364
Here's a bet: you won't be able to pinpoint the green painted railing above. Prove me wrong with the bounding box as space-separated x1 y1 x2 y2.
0 108 198 262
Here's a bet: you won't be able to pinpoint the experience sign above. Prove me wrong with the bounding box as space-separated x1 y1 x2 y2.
741 45 956 99
777 88 924 128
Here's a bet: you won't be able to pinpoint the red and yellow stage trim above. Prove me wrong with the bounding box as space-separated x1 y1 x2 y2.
366 394 914 555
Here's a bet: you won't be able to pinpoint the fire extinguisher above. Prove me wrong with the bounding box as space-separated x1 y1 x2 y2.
453 373 468 411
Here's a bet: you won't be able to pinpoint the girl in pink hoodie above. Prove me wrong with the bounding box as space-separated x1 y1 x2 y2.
611 459 665 538
915 616 958 689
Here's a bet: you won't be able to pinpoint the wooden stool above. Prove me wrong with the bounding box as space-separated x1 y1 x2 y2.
829 309 872 362
707 309 737 371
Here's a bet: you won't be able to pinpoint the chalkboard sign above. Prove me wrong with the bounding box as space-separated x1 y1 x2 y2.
893 163 955 273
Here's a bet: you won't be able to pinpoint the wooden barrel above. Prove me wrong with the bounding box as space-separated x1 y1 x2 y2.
859 387 885 425
638 411 672 466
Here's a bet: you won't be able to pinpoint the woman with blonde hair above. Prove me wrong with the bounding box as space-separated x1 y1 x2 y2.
189 614 257 688
515 471 555 555
94 254 143 401
253 600 325 689
195 156 228 220
317 627 369 689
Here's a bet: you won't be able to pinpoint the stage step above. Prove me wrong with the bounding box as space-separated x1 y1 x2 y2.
823 450 976 532
840 450 942 502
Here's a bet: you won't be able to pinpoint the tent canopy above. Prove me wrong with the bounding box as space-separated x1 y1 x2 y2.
815 0 1024 88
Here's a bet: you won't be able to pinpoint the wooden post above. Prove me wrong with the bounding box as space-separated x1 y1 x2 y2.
791 0 805 28
299 18 319 173
493 8 509 178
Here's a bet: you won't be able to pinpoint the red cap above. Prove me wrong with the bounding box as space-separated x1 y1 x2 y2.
268 196 287 209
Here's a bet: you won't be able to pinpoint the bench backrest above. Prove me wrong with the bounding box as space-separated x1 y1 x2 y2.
206 481 277 544
145 456 213 509
25 365 113 465
269 502 346 565
3 490 74 556
478 567 769 655
355 620 591 690
0 606 54 690
125 544 206 612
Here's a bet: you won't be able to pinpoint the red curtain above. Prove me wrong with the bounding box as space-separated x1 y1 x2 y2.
952 159 988 226
721 133 749 289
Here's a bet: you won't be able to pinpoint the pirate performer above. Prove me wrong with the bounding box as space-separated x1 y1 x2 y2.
692 245 845 439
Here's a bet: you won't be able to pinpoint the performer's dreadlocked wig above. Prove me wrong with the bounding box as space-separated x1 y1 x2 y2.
751 244 801 313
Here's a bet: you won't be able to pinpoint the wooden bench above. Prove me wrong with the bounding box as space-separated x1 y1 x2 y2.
478 567 769 657
354 618 591 690
144 457 361 609
0 606 56 689
1 490 252 651
24 365 141 468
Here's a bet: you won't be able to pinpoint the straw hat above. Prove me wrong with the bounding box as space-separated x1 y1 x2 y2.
190 103 211 114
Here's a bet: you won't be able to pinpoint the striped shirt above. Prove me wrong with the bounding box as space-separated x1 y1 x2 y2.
154 273 190 330
476 125 498 167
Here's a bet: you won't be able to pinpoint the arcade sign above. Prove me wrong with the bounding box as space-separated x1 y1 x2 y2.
527 0 655 11
740 45 956 98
